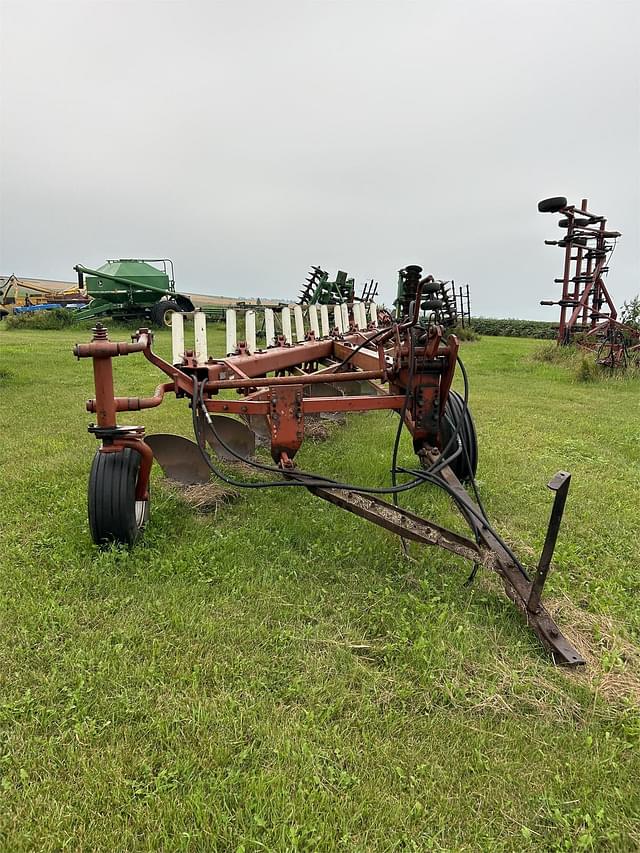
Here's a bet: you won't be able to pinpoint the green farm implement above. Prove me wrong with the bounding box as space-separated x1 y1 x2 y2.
74 259 196 327
298 266 378 306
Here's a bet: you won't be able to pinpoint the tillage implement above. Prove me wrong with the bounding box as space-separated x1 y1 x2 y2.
539 195 639 367
74 263 584 666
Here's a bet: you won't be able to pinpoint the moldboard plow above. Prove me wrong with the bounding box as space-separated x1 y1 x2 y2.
74 264 585 666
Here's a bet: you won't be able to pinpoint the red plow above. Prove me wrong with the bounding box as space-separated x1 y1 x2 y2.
74 264 585 666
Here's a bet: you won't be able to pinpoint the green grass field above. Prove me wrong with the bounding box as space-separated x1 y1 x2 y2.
1 326 639 852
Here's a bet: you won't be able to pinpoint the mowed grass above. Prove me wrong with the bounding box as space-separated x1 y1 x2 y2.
0 325 639 852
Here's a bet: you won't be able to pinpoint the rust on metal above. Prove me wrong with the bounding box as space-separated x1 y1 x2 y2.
74 269 586 665
539 196 639 364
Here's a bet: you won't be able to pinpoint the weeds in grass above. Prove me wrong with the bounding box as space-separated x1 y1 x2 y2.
538 803 621 851
4 308 78 329
532 342 579 365
532 342 640 383
620 295 640 332
450 324 480 341
576 356 600 383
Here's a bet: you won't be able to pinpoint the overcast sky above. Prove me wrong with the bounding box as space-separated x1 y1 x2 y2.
1 0 638 317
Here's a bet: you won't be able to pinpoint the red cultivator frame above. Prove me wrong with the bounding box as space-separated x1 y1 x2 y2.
539 195 639 365
74 264 585 665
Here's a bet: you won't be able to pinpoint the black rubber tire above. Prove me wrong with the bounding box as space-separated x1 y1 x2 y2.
151 300 180 327
175 295 195 313
558 236 588 247
538 196 568 213
88 448 149 546
558 217 590 228
421 298 445 311
440 390 478 483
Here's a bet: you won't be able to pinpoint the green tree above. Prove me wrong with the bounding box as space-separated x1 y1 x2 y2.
620 295 640 331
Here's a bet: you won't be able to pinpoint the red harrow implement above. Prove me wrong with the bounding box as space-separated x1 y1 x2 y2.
74 264 584 666
539 195 639 366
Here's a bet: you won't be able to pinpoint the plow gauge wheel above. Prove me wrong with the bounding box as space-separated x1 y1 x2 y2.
89 448 149 547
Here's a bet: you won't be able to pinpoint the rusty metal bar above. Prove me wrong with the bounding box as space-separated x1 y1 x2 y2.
527 471 571 613
332 341 388 372
309 487 485 564
87 382 174 413
434 460 584 665
199 395 407 417
301 395 405 413
91 356 117 427
74 334 150 359
205 370 385 391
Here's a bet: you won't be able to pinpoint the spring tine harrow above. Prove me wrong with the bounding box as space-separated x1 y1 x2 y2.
538 195 639 361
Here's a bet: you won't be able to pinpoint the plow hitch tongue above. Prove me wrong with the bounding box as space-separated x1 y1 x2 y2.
310 467 584 667
73 273 586 666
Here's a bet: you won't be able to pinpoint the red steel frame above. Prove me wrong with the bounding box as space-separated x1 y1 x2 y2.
541 198 629 345
76 317 459 469
73 294 586 666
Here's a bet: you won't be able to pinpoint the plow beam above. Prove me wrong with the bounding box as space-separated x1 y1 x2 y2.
435 458 585 666
310 486 486 565
310 470 585 667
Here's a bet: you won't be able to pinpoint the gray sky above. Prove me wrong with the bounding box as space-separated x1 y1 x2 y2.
1 0 638 317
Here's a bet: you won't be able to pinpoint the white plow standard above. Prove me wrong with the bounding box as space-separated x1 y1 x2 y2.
171 302 378 364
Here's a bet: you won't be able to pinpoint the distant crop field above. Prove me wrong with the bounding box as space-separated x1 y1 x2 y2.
0 326 639 851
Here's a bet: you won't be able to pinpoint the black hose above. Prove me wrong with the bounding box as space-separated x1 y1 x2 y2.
387 349 527 580
193 378 426 495
330 325 391 372
394 464 529 580
192 349 528 579
390 328 416 554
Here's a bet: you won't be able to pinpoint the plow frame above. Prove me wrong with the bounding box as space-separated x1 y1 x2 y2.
74 280 586 666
